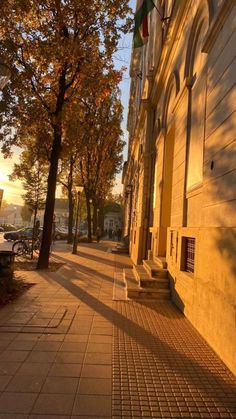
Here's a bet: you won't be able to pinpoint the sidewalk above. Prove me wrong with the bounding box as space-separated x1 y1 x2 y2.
0 240 235 418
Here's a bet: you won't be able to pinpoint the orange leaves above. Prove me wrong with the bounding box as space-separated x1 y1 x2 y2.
95 88 110 106
0 0 131 208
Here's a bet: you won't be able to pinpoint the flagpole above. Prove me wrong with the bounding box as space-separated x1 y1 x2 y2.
150 0 171 22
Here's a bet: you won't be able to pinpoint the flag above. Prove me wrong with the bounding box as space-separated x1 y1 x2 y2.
133 0 155 48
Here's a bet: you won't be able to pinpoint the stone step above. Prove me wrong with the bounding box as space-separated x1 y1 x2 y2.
143 260 168 279
123 269 171 300
133 264 150 282
111 246 129 254
140 277 169 289
153 256 167 269
123 268 138 285
133 265 169 289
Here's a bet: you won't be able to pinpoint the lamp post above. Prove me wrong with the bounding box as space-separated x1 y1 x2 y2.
89 198 93 234
72 186 84 255
0 62 11 90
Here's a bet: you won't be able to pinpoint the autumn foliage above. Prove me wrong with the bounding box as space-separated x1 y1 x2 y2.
0 0 131 267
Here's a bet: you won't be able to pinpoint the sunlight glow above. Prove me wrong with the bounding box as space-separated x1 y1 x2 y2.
0 154 24 205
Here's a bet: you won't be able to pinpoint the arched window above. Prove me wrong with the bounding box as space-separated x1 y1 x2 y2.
162 71 180 130
185 4 211 192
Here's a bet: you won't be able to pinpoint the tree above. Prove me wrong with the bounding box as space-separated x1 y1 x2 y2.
0 0 131 268
58 155 77 243
76 85 125 240
57 65 124 242
10 142 48 256
57 99 88 244
21 205 33 224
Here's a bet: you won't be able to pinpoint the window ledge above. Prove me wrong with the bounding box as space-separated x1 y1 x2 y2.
180 271 195 280
186 183 203 199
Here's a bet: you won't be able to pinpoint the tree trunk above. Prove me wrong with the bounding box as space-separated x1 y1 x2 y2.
67 187 74 244
86 197 92 243
31 207 37 260
99 207 104 236
37 64 66 269
37 124 61 269
93 204 97 235
67 156 74 244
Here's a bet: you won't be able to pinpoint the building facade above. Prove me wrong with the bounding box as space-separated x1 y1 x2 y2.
123 0 236 375
104 212 122 233
0 204 23 227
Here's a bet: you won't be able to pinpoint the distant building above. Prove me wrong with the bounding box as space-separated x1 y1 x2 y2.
104 212 122 232
123 0 236 375
103 202 122 234
54 199 69 226
38 198 69 226
0 204 22 226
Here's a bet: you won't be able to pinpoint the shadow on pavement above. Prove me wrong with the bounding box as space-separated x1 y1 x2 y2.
47 253 115 284
37 256 236 416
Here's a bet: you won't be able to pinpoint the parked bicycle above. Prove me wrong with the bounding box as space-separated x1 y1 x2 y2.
12 238 41 258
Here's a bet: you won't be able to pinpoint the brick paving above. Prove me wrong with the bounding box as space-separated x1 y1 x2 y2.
113 302 236 418
0 240 235 418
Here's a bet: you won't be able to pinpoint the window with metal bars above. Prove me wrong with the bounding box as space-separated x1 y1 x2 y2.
181 237 196 274
185 237 195 273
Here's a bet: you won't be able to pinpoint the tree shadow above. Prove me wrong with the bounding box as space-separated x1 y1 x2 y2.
57 248 132 270
37 265 236 415
137 293 185 319
50 253 115 284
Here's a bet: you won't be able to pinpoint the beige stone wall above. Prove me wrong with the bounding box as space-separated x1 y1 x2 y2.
203 4 236 227
167 226 236 375
124 0 236 374
165 2 236 374
170 90 188 227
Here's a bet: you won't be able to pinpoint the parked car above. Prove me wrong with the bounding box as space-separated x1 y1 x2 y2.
54 228 68 240
3 227 42 241
0 224 16 232
78 229 88 236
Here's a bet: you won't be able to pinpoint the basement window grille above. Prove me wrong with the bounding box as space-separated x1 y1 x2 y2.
180 236 196 274
185 237 195 273
170 231 174 256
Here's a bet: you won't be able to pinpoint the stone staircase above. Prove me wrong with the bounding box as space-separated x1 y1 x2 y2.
111 243 129 254
111 236 129 254
123 257 170 300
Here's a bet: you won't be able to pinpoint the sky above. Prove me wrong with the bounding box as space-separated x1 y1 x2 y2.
0 150 23 205
0 0 136 206
113 0 136 194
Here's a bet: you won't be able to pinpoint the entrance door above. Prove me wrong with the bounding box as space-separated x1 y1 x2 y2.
157 124 175 256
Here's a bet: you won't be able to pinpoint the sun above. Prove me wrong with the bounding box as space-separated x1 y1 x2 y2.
0 171 8 183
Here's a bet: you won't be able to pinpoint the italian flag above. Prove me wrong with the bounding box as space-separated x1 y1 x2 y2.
134 0 155 48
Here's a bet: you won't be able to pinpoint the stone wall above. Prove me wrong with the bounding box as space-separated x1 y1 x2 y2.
167 226 236 375
124 0 236 374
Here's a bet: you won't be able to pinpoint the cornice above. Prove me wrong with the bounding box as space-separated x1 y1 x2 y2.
202 0 235 53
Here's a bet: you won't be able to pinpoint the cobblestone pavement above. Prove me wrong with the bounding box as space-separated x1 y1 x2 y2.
0 240 235 418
